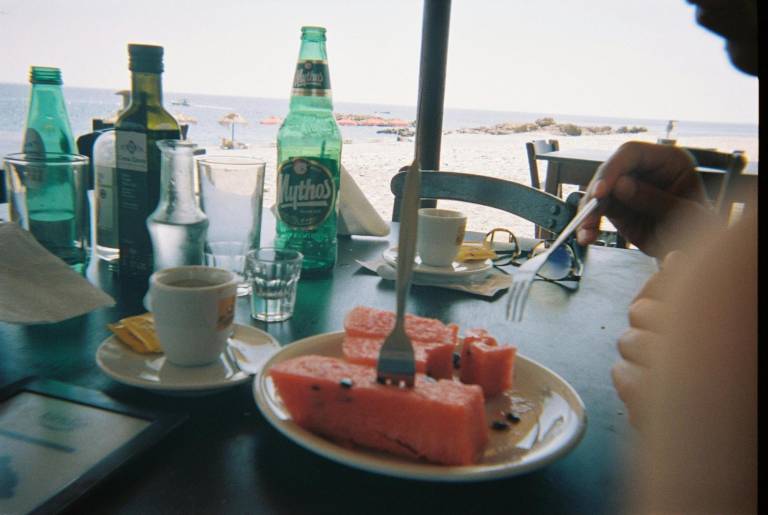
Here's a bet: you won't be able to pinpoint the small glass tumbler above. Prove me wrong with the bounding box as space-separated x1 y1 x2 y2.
245 248 303 322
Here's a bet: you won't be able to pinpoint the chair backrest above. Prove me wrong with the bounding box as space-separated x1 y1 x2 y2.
525 139 559 190
390 170 577 234
682 147 749 217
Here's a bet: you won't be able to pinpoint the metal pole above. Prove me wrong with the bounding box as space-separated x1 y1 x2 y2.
415 0 451 208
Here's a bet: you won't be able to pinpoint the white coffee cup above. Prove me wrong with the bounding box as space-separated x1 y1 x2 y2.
416 208 467 267
149 266 238 366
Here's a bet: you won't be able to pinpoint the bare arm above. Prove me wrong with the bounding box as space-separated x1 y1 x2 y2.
628 204 757 513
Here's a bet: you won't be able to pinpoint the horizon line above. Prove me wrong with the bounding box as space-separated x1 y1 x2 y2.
0 81 759 127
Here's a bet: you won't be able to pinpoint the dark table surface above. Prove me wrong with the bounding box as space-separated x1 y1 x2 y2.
0 213 657 515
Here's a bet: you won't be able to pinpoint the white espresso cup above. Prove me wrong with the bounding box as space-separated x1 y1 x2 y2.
416 208 467 267
149 266 238 366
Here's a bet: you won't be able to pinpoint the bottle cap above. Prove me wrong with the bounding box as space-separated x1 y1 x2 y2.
128 44 164 73
301 26 327 40
29 66 63 85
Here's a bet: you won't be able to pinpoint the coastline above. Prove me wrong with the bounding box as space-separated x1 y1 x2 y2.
205 130 758 238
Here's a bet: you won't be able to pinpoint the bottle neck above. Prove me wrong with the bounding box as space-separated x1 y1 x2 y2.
289 39 333 111
130 71 164 107
154 143 201 221
24 83 75 154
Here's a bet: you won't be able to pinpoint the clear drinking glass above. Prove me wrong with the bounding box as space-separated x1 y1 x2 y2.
3 152 90 273
197 156 266 296
245 248 303 322
204 241 249 296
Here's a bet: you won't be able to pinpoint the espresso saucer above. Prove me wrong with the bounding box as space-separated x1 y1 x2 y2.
382 247 492 278
96 324 280 395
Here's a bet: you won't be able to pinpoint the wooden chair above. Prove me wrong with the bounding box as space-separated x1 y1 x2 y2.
525 139 559 191
390 170 578 236
682 147 750 220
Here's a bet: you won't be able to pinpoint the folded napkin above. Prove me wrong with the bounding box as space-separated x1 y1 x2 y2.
356 257 512 297
270 165 390 237
337 165 390 237
0 222 115 324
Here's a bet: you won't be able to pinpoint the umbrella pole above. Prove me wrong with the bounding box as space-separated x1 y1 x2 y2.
231 123 235 145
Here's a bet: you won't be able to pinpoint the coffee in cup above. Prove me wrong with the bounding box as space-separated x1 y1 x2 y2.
148 266 237 366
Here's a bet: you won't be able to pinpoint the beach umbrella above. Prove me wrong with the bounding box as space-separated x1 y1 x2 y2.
218 112 249 144
260 115 283 125
174 112 198 124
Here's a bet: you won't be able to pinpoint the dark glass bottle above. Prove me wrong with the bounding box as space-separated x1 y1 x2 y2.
115 44 180 281
276 26 342 274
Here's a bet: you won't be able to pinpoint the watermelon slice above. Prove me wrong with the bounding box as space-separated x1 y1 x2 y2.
460 338 516 398
344 306 458 345
270 355 488 465
342 335 454 379
462 328 498 347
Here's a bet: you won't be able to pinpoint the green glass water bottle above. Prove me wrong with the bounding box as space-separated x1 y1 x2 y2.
22 66 76 155
17 67 89 273
115 44 181 281
276 26 342 274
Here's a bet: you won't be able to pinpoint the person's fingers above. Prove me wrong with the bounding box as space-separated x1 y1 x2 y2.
613 175 703 219
618 328 660 367
611 359 649 428
628 297 667 330
634 270 668 301
660 249 688 272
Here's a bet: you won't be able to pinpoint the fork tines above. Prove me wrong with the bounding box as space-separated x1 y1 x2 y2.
376 343 416 387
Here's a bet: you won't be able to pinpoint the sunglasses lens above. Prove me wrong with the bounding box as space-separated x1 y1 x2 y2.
532 243 574 281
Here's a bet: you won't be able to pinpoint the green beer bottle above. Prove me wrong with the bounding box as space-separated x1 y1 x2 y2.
22 66 76 155
276 26 342 274
115 44 180 280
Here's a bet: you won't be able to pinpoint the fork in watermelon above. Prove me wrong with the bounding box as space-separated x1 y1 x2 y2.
377 158 419 387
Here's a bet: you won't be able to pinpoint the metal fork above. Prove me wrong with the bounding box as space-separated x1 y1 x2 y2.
376 159 420 387
506 197 600 322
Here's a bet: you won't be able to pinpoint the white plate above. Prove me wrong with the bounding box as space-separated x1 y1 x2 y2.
253 331 587 482
97 323 280 395
382 247 492 278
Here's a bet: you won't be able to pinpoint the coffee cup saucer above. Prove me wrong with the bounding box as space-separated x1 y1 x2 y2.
96 323 280 395
382 247 492 278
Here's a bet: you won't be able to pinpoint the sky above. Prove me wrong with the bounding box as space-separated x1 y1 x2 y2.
0 0 759 124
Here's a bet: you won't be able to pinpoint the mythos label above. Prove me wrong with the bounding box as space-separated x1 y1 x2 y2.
277 158 336 229
292 60 331 97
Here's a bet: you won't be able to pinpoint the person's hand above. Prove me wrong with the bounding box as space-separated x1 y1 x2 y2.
612 250 685 428
576 141 717 257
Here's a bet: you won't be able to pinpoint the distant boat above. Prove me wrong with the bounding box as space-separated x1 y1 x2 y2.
172 98 191 106
260 115 283 125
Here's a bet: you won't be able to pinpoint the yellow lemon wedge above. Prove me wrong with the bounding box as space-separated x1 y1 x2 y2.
456 243 497 262
109 312 163 354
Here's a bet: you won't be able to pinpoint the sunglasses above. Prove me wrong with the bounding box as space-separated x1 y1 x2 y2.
484 228 583 286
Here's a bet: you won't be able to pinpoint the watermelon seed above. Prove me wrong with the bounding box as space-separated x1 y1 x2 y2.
491 420 510 431
311 385 321 391
505 412 521 423
340 378 354 389
452 352 461 369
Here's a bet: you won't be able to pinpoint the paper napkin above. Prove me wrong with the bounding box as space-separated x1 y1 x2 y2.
0 222 115 324
356 257 512 297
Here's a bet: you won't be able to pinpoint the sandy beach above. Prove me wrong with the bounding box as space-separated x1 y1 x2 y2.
206 131 758 239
